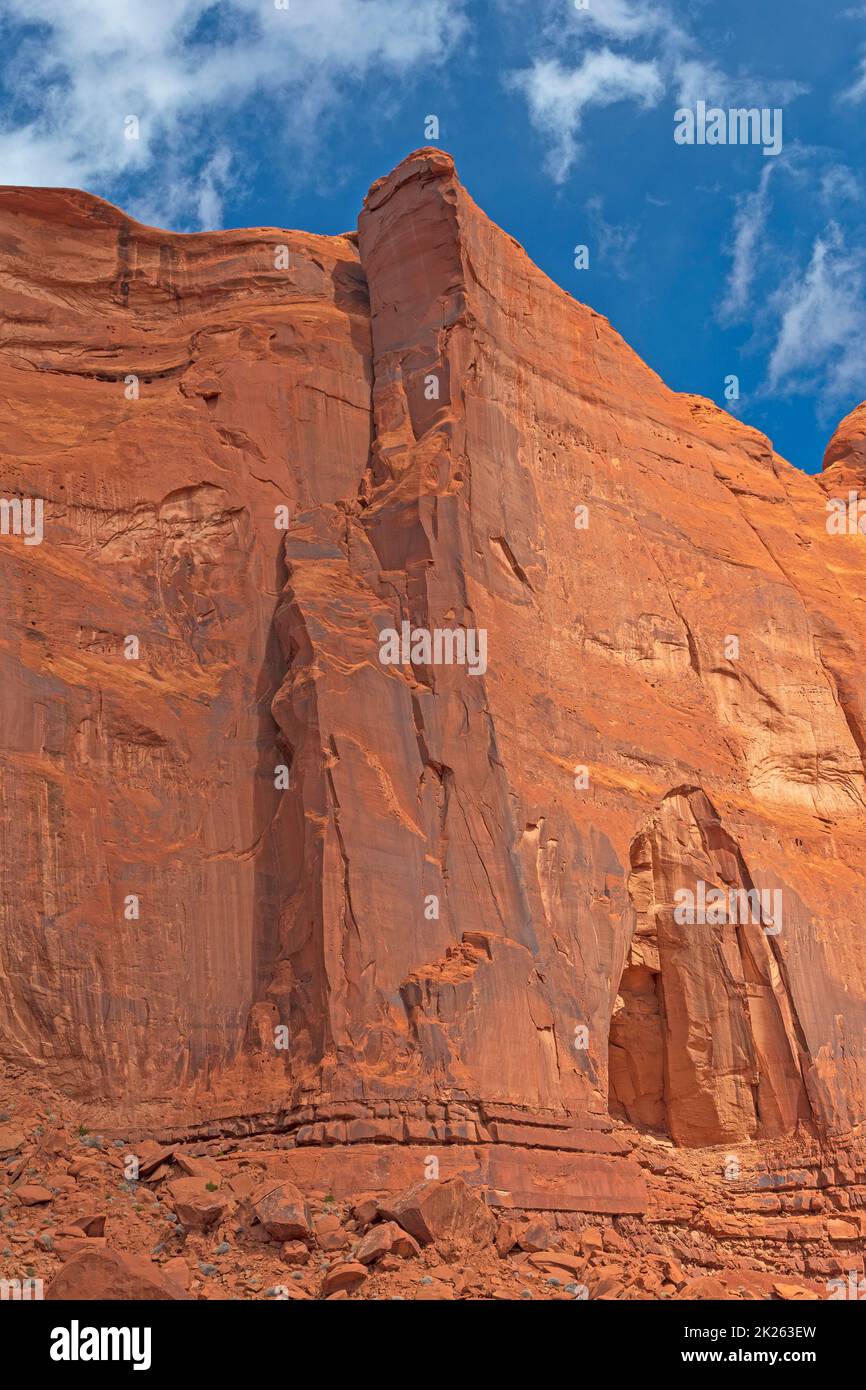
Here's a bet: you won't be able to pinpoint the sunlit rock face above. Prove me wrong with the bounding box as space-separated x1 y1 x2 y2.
2 151 866 1162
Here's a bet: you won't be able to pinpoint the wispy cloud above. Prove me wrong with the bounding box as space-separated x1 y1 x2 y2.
842 4 866 102
845 55 866 101
719 164 776 323
129 146 236 232
584 193 639 278
506 51 663 184
503 0 806 181
819 163 864 206
716 145 866 415
765 225 866 410
671 57 804 112
0 0 468 227
571 0 668 41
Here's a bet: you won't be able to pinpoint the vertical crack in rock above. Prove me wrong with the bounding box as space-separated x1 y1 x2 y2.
611 787 814 1146
2 157 866 1173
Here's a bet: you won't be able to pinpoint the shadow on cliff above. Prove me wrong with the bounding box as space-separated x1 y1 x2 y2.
247 533 292 1070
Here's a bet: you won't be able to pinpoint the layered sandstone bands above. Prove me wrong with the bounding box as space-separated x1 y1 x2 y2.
2 150 866 1222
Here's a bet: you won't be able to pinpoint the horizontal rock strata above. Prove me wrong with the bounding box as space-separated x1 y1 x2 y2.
2 150 866 1267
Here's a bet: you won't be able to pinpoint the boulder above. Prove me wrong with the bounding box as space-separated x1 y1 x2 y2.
14 1184 52 1205
251 1180 312 1243
46 1248 193 1300
322 1261 367 1296
379 1178 495 1254
167 1177 228 1231
0 1126 26 1156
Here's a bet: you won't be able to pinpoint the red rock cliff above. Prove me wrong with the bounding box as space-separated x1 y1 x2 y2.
2 150 866 1168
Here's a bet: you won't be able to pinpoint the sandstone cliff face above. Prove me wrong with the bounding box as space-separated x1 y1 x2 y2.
0 186 372 1098
2 151 866 1170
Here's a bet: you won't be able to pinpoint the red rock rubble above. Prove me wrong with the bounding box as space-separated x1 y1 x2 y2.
2 149 866 1298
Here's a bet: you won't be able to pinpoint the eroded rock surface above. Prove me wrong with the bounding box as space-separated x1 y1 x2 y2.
2 151 866 1245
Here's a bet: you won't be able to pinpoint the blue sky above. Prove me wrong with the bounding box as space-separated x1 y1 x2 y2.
1 0 865 473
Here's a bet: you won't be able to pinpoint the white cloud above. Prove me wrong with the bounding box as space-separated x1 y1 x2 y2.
720 164 775 323
715 149 866 415
193 149 234 231
820 163 864 206
765 225 866 409
505 0 806 181
842 8 866 104
573 0 668 41
0 0 467 226
585 193 638 277
846 57 866 101
507 51 663 183
129 146 236 231
671 57 805 112
494 0 667 42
